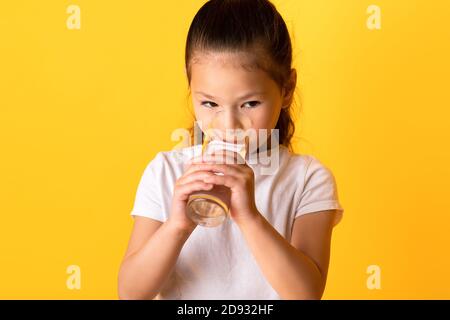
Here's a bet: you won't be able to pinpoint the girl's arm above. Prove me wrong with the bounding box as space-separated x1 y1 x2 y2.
186 155 337 299
119 158 218 299
237 209 337 300
118 216 194 300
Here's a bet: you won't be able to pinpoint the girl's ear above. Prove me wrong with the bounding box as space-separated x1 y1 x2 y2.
281 69 297 109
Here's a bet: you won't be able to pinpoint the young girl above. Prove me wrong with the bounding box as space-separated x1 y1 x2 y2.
118 0 343 300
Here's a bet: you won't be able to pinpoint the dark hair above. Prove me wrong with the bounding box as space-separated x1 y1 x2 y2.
185 0 297 151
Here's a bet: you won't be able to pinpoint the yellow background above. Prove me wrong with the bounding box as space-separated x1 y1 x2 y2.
1 1 449 299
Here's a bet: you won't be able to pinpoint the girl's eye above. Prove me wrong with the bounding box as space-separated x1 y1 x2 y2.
242 101 261 108
201 101 218 108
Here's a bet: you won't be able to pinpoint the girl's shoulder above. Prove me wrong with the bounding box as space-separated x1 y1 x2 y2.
146 144 201 172
282 146 319 170
160 144 202 165
282 147 338 183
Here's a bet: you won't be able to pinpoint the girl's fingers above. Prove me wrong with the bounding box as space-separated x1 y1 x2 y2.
175 180 214 201
176 170 217 186
184 162 241 177
203 173 240 189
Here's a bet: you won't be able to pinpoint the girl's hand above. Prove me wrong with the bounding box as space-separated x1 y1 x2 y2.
168 162 218 233
188 150 260 225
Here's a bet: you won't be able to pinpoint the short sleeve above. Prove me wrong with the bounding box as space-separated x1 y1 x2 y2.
130 152 166 222
295 157 344 226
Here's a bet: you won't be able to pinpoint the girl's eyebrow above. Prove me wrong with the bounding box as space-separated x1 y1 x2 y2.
194 91 264 101
194 91 217 100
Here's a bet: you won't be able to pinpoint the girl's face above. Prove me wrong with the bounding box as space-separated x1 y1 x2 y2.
189 51 295 146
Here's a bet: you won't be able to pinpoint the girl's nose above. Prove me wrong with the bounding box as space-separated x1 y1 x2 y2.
223 110 242 131
214 109 251 130
211 110 252 143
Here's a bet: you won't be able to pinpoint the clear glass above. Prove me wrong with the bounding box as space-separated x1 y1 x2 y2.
186 128 249 227
186 183 232 227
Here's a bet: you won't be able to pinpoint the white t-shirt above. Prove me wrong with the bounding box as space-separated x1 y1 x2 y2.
130 143 344 299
